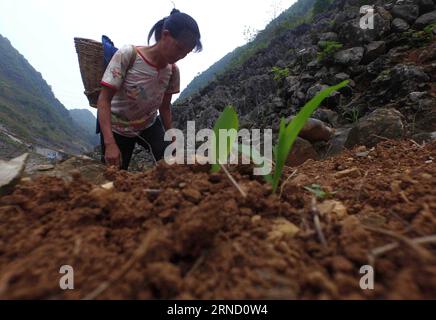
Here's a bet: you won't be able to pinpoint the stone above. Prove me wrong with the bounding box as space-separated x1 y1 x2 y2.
391 4 420 23
345 108 405 148
268 218 300 241
334 167 362 179
36 164 55 171
295 117 334 143
0 153 28 194
392 18 411 32
414 10 436 29
417 0 435 14
334 47 365 65
318 200 348 219
286 138 318 167
363 41 386 63
319 32 339 42
182 188 202 204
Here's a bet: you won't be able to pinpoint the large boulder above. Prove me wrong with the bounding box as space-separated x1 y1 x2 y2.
391 4 420 23
0 153 28 195
414 10 436 29
345 108 405 148
363 41 386 63
334 47 365 65
392 18 411 32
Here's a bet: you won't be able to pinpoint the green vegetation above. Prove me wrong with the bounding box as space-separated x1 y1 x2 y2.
343 107 361 124
317 40 343 62
212 81 349 193
211 106 239 173
304 184 337 199
266 81 349 192
0 34 94 153
271 66 289 82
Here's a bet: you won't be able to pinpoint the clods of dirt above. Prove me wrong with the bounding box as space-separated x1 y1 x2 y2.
0 140 435 299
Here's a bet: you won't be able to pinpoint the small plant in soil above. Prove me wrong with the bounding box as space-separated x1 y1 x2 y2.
271 66 289 82
304 184 337 199
317 40 343 62
223 81 349 193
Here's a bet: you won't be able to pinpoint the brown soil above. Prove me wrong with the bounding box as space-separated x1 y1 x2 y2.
0 140 435 300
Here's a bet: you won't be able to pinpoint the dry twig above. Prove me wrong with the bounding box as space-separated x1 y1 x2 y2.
310 197 328 248
220 164 247 198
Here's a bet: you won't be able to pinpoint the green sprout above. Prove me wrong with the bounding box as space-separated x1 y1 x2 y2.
266 80 349 192
304 184 337 199
211 81 349 194
211 105 239 173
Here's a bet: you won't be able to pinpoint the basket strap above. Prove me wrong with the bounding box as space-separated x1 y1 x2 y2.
129 45 137 70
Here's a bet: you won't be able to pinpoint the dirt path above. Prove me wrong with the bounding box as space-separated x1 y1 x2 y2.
0 140 435 299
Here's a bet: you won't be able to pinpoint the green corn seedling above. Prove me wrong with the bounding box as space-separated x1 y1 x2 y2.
211 106 239 173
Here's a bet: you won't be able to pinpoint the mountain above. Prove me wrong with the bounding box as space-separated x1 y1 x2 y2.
176 0 317 102
0 34 95 155
69 109 99 146
173 0 436 154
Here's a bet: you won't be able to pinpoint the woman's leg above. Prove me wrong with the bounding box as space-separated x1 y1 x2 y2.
100 132 136 170
136 117 171 162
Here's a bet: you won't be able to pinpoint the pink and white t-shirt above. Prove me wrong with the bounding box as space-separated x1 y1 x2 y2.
101 45 180 137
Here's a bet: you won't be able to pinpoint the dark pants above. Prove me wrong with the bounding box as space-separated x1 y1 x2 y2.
100 117 170 170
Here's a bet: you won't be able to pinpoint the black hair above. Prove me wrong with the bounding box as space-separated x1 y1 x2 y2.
148 9 202 52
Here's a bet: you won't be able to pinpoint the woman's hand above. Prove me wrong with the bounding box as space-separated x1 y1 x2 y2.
105 142 121 168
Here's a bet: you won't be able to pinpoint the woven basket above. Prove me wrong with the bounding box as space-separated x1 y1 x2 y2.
74 37 105 108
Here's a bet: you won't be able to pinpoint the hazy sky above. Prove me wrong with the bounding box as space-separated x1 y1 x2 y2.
0 0 295 115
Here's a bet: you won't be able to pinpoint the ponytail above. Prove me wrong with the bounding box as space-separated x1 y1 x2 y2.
148 9 202 52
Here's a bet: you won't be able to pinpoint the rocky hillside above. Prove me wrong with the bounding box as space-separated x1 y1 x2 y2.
173 0 436 158
0 34 96 156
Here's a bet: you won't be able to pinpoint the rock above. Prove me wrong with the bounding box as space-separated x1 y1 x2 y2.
412 131 436 143
312 108 340 127
318 200 348 219
306 84 329 101
414 10 436 29
326 128 352 157
363 41 386 63
345 108 405 148
334 167 362 179
335 9 390 46
319 32 339 42
182 188 202 204
36 164 55 171
288 117 334 143
391 4 420 23
268 218 300 242
0 154 28 195
334 47 365 65
417 0 435 14
392 18 411 32
101 182 114 190
334 73 351 83
286 138 318 167
371 64 430 101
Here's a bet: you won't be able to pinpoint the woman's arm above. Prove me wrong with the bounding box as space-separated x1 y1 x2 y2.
159 93 173 131
97 86 121 167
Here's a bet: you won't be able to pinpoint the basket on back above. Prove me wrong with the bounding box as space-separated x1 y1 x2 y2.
74 37 105 108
